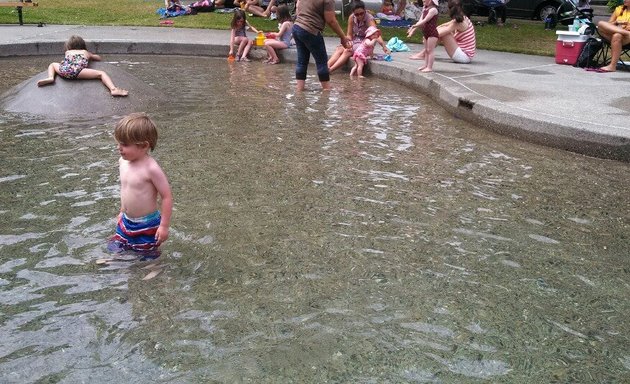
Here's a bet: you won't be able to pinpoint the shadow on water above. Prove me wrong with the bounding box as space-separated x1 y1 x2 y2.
0 55 629 383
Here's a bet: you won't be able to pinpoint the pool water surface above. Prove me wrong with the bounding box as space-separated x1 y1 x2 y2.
0 55 628 383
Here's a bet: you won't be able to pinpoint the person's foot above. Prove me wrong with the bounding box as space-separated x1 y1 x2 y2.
409 53 425 60
241 56 251 62
596 66 615 73
111 88 129 97
420 67 433 73
417 66 426 71
37 77 54 87
268 60 279 65
349 67 357 77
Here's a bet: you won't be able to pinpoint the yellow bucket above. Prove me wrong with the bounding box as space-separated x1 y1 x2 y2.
255 32 265 46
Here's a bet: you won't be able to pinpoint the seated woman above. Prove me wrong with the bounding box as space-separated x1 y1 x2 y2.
596 0 630 72
328 0 391 74
214 0 238 8
243 0 277 18
410 0 476 64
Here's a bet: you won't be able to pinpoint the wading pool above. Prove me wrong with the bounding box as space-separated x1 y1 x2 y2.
0 55 629 383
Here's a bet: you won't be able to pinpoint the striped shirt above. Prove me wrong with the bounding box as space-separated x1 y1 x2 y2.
454 17 476 58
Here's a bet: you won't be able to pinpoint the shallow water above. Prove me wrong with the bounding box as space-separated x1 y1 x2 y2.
0 55 629 383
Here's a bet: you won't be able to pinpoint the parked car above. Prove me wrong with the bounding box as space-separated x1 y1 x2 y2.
462 0 563 21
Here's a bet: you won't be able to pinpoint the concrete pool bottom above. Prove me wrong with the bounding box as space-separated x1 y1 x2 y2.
0 25 628 162
0 55 628 383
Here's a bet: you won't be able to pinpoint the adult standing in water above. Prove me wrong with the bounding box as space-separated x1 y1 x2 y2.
292 0 351 91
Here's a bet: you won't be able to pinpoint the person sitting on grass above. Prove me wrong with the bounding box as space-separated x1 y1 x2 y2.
37 35 128 97
243 0 277 18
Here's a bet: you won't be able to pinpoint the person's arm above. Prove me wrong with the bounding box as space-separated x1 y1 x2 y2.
346 14 354 37
150 164 173 245
395 0 406 17
376 35 390 53
407 7 438 37
609 8 619 24
165 0 169 7
87 51 102 61
247 20 260 34
325 9 351 48
437 19 457 37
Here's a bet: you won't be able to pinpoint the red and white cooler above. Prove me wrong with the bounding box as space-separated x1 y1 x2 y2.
555 31 588 65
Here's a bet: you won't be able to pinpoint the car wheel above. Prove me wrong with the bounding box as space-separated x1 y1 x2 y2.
538 2 560 21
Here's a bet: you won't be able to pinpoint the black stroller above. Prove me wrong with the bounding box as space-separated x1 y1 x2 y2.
555 0 594 28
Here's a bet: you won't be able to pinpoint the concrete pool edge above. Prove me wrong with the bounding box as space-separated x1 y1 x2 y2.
1 29 628 162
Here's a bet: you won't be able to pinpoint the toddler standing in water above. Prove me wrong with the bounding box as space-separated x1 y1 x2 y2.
37 35 128 97
407 0 439 72
110 113 173 256
229 9 260 62
350 26 381 78
263 5 293 64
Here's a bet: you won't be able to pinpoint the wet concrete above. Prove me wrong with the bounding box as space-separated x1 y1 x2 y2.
1 61 167 119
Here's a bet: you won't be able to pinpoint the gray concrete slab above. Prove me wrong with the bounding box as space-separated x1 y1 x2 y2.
0 24 628 161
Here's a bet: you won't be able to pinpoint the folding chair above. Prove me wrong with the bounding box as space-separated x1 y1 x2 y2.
594 31 630 71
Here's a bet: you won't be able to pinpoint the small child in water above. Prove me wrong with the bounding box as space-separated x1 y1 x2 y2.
37 35 128 97
350 26 382 78
109 113 173 257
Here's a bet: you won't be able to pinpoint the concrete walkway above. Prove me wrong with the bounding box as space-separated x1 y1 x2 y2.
0 24 628 161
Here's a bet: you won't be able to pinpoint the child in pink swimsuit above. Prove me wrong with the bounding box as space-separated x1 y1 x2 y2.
350 26 382 78
406 0 440 72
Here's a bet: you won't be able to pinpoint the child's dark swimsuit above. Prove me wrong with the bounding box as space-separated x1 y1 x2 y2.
58 52 89 79
421 6 439 39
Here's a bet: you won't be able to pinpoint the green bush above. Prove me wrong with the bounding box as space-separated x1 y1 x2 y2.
608 0 623 12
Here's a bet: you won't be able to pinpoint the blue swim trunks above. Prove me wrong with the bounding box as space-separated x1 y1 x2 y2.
110 211 161 253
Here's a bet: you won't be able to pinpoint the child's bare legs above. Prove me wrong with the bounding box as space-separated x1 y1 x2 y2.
37 62 60 86
349 63 358 77
245 0 276 17
264 40 287 64
234 37 246 59
410 49 425 60
241 39 253 61
356 59 366 78
77 68 128 97
264 44 278 63
419 37 437 72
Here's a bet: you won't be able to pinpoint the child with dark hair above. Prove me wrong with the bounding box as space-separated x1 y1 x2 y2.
37 35 128 96
263 5 294 64
229 9 260 62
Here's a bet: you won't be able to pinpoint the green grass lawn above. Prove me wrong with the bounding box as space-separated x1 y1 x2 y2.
0 0 558 56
